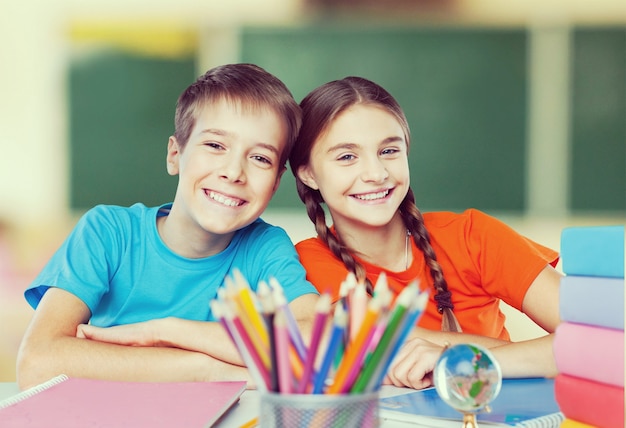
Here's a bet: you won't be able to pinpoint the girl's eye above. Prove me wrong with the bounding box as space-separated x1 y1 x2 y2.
337 153 356 162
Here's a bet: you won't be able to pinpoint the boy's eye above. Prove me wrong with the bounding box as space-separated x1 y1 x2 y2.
205 141 224 150
381 147 400 156
251 155 272 165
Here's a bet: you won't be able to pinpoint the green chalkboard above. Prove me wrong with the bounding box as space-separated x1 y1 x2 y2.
69 50 196 210
570 27 626 213
241 26 528 213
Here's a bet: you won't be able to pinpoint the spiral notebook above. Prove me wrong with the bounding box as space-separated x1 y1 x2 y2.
0 375 247 428
379 378 564 427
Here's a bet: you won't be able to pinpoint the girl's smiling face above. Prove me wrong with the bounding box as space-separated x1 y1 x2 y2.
297 103 410 234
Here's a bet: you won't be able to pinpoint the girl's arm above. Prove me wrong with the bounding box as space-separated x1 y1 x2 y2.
385 265 561 389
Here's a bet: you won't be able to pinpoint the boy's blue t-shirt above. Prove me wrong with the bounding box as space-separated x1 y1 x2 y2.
25 203 318 327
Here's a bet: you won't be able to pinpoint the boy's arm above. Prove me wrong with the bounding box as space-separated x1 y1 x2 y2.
16 288 250 390
77 293 320 356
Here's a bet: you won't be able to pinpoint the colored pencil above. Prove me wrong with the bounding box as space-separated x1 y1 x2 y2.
269 277 308 363
274 309 293 393
297 293 332 393
351 281 419 393
217 299 270 391
371 288 429 390
232 270 269 346
327 295 382 394
312 304 348 394
212 271 427 400
223 280 270 370
257 281 279 392
349 281 368 342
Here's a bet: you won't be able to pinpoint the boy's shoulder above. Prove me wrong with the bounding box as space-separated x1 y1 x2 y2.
84 203 156 219
235 217 295 251
80 203 161 232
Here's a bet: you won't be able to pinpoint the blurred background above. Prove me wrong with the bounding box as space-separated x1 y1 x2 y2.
0 0 624 381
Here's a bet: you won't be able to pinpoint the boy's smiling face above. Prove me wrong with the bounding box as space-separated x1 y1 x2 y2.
164 98 287 255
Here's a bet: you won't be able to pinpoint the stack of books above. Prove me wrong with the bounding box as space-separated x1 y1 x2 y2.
554 225 625 428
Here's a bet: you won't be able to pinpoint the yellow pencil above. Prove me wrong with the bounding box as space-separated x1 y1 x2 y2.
233 270 270 346
238 416 258 428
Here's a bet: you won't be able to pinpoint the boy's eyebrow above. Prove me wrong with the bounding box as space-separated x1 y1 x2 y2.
200 128 228 137
200 128 281 156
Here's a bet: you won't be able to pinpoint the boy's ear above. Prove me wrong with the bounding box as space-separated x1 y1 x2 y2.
297 165 319 190
166 136 181 176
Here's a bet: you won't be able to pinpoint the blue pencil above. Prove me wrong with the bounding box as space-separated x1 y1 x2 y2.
312 304 347 394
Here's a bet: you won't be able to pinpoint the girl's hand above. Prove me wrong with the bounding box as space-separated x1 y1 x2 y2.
76 319 164 347
382 336 444 390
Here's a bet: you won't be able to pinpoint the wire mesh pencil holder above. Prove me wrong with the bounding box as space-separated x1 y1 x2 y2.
259 391 379 428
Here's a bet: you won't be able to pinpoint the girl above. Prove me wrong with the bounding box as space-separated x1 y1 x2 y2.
290 76 561 389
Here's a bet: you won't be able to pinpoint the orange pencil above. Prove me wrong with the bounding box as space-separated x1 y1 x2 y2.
327 295 382 394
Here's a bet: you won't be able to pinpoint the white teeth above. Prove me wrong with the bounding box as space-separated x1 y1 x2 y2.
209 191 241 207
354 190 389 201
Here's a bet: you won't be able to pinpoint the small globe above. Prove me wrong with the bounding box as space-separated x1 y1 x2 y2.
433 343 502 413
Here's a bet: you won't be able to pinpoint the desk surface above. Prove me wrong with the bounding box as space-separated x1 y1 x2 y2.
0 382 429 427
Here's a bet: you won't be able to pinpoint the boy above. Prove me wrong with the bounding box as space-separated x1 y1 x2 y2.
16 63 319 390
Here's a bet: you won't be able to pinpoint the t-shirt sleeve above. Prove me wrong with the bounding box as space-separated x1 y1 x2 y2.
462 209 559 310
24 206 123 313
295 238 350 302
242 224 319 303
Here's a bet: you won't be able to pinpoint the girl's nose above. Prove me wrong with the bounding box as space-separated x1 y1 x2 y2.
361 157 389 183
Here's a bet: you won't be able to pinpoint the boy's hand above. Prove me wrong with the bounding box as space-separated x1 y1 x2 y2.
77 319 163 347
383 336 443 390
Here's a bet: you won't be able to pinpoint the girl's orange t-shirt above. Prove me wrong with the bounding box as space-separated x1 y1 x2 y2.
295 209 559 340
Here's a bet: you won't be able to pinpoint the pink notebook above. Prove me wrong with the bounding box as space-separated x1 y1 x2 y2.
0 375 247 428
554 322 624 387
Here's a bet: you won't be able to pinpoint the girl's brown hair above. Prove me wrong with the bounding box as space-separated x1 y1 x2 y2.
289 76 461 332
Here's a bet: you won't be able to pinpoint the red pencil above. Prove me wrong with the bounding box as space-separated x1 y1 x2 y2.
297 293 332 393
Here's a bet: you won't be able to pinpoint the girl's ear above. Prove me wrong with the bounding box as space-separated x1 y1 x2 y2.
166 136 181 176
297 165 319 190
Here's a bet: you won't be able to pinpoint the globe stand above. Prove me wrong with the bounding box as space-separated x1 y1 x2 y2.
462 412 478 428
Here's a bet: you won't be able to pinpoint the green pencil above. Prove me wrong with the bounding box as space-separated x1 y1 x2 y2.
350 281 419 393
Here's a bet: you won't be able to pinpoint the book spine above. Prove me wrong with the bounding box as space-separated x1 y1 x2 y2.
559 419 598 428
554 322 624 387
0 374 68 409
554 374 624 428
560 225 625 278
559 276 625 329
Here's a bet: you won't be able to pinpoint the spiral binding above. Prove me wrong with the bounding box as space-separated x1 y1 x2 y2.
0 374 68 409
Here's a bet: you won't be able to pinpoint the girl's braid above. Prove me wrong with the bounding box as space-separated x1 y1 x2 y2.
301 187 372 294
400 189 462 332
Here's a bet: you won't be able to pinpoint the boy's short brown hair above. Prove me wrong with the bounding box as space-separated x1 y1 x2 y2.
174 63 301 167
